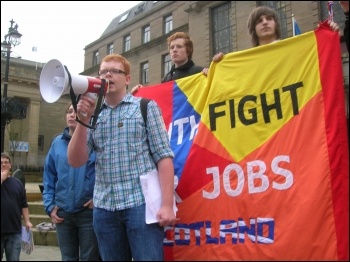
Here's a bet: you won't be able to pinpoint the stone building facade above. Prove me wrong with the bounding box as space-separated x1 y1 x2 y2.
1 57 69 167
1 1 348 167
82 1 348 89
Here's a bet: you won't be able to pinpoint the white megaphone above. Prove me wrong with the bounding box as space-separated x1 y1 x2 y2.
40 59 108 103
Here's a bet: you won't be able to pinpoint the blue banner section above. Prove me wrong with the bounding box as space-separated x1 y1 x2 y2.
171 82 201 180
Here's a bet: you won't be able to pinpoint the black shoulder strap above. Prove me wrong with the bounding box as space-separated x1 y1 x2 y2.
140 98 152 157
140 98 151 127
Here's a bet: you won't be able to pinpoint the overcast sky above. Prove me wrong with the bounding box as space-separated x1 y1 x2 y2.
1 1 142 73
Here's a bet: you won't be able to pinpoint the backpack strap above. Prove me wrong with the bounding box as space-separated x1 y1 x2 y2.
140 98 152 157
140 98 151 127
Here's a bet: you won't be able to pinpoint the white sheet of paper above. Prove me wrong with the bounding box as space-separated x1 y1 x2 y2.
140 169 177 224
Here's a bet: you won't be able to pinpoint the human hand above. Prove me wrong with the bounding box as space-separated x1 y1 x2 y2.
157 206 176 227
83 199 94 209
77 94 96 122
130 84 143 95
24 221 33 231
1 169 10 184
339 1 349 13
202 67 209 76
213 52 224 62
50 206 64 224
25 221 33 230
328 21 340 33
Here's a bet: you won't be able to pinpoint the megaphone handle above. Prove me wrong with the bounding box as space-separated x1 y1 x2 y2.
79 93 97 117
75 79 106 129
75 101 102 129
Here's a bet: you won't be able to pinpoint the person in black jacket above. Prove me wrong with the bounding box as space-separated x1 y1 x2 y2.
131 31 206 93
1 152 32 261
160 31 204 83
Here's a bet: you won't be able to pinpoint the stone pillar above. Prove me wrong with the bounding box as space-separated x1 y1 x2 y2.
27 100 40 165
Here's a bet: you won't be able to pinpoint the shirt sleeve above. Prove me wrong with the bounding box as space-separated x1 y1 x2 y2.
146 100 174 163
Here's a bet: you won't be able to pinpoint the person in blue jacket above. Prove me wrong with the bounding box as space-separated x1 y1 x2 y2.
43 103 99 261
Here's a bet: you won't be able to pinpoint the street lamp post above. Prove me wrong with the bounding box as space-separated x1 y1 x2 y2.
1 19 22 153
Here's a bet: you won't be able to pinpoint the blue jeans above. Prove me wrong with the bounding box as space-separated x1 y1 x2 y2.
1 233 21 261
56 208 99 261
93 204 164 261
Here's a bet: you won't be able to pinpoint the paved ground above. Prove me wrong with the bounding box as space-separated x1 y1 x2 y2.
21 245 61 261
2 245 61 261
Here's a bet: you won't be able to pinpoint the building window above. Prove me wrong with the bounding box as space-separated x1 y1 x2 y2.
119 12 129 23
258 1 287 38
38 135 44 151
124 35 131 52
211 2 233 56
93 50 99 66
135 3 145 14
141 62 149 84
164 15 173 34
163 54 172 77
143 25 150 44
107 43 114 55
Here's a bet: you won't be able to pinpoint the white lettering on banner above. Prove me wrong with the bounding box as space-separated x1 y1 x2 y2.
167 115 199 144
271 155 293 189
203 167 221 199
163 217 275 247
203 155 293 199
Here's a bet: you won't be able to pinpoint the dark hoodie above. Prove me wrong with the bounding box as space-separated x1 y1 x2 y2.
161 59 204 83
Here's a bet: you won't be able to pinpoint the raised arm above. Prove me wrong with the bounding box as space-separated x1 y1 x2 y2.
67 94 95 167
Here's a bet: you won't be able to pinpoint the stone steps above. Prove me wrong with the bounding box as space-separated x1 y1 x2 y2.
28 201 46 215
27 192 42 202
29 214 50 226
31 227 58 246
26 182 58 247
25 178 43 202
24 172 43 183
26 202 58 247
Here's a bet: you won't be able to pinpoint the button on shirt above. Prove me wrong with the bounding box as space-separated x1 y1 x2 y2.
88 94 174 211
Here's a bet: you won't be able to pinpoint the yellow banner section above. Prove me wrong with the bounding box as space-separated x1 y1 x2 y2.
186 31 321 162
176 72 209 113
